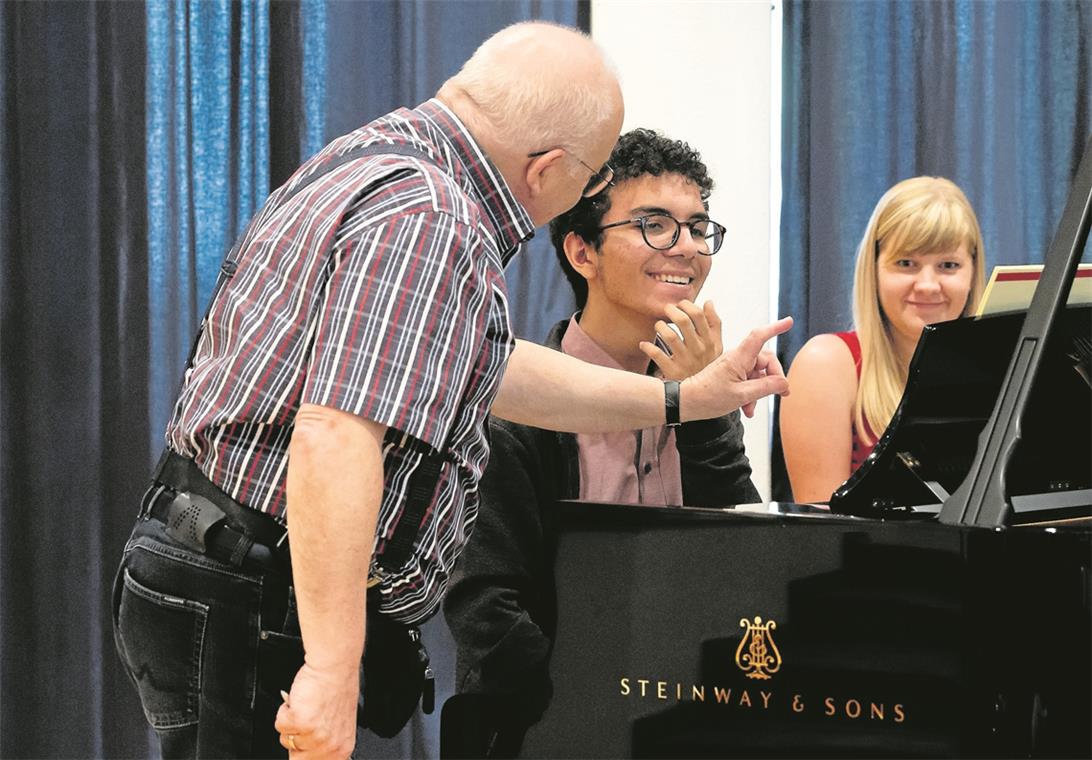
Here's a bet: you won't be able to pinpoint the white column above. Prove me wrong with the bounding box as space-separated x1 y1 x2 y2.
592 0 778 501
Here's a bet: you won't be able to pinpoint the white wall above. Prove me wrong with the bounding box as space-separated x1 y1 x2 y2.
592 0 778 501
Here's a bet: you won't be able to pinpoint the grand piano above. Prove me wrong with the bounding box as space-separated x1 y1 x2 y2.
443 137 1092 758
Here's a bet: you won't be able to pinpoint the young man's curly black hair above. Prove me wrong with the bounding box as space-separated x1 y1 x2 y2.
549 128 715 309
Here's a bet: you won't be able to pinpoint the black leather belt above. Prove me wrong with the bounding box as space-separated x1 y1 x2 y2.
144 450 290 575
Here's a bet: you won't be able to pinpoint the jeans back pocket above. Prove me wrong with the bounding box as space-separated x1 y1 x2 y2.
116 568 209 730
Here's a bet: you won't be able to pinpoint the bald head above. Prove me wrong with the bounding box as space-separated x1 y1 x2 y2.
439 22 623 158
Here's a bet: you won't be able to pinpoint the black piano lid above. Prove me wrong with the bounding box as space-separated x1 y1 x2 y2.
830 133 1092 525
828 306 1091 519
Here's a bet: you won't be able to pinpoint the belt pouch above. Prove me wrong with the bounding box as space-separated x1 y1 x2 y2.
357 611 435 738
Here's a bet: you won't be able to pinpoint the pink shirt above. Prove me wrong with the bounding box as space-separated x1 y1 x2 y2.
560 317 684 506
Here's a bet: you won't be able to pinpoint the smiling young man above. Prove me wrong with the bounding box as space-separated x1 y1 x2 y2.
443 128 760 757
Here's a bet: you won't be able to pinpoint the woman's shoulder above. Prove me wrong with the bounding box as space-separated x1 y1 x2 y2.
783 332 859 426
789 333 858 380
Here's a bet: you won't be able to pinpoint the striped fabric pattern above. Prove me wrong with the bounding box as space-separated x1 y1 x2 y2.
166 99 534 622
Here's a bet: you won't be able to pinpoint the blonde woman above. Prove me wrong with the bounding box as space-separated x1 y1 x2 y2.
781 176 987 503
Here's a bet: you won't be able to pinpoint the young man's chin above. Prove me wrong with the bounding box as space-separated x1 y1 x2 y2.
647 291 697 313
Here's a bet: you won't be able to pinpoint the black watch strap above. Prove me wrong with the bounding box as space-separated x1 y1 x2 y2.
664 380 681 427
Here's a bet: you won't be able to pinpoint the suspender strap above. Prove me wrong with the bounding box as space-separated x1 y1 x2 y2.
285 143 437 207
379 450 444 573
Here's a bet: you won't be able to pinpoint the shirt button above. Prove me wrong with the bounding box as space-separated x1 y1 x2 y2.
643 462 652 475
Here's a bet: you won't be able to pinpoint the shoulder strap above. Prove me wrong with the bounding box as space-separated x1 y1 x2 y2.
380 447 443 573
834 331 863 378
281 142 438 213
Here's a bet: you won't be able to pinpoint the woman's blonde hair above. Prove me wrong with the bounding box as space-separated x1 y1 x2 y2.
851 176 986 444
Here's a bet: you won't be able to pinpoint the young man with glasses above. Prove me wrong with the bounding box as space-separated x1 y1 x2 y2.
444 128 760 757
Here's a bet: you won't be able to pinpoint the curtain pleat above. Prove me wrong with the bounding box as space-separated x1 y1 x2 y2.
146 0 271 447
300 0 326 160
1 1 152 756
237 0 271 235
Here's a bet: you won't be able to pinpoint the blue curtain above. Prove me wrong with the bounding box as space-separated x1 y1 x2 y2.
146 0 271 450
2 3 154 756
779 0 1092 363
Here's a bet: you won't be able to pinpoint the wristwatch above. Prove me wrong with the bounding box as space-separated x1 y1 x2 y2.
664 380 681 427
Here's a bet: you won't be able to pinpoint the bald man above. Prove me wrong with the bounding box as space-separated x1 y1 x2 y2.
113 21 790 759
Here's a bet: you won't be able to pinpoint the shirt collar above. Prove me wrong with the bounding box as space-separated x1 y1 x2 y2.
559 315 628 370
416 99 535 265
560 313 662 378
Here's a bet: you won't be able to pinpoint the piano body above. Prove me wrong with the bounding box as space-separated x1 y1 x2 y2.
443 139 1092 757
520 495 1089 758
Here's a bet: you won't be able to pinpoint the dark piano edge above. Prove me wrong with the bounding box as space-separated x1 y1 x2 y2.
553 498 1092 533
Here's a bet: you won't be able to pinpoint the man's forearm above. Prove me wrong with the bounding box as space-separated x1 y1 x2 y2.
287 405 385 667
491 339 664 432
492 319 792 433
276 404 386 756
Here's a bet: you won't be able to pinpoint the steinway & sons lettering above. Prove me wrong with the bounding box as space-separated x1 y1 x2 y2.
618 678 906 723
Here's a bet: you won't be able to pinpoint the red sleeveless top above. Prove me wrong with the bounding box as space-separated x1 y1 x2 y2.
834 331 877 472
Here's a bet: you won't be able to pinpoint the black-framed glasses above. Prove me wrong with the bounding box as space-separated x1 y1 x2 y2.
527 147 615 198
597 214 726 255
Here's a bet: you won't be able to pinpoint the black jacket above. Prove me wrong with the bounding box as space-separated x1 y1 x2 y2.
442 318 760 739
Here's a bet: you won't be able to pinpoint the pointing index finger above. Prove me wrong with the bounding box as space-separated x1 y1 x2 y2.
737 316 793 356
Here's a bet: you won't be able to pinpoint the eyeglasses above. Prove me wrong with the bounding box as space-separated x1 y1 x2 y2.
527 147 615 198
597 214 726 255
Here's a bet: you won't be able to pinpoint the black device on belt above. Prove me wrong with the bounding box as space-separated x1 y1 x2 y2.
144 449 290 574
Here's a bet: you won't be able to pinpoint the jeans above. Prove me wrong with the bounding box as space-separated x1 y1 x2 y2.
113 514 304 758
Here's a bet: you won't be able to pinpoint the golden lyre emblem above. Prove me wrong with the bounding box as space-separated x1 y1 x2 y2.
734 616 782 680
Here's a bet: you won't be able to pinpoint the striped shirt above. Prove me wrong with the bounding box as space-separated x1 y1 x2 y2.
166 99 535 623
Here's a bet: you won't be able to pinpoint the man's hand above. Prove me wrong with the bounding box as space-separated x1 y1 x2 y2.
667 316 793 420
638 300 723 381
276 665 358 758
